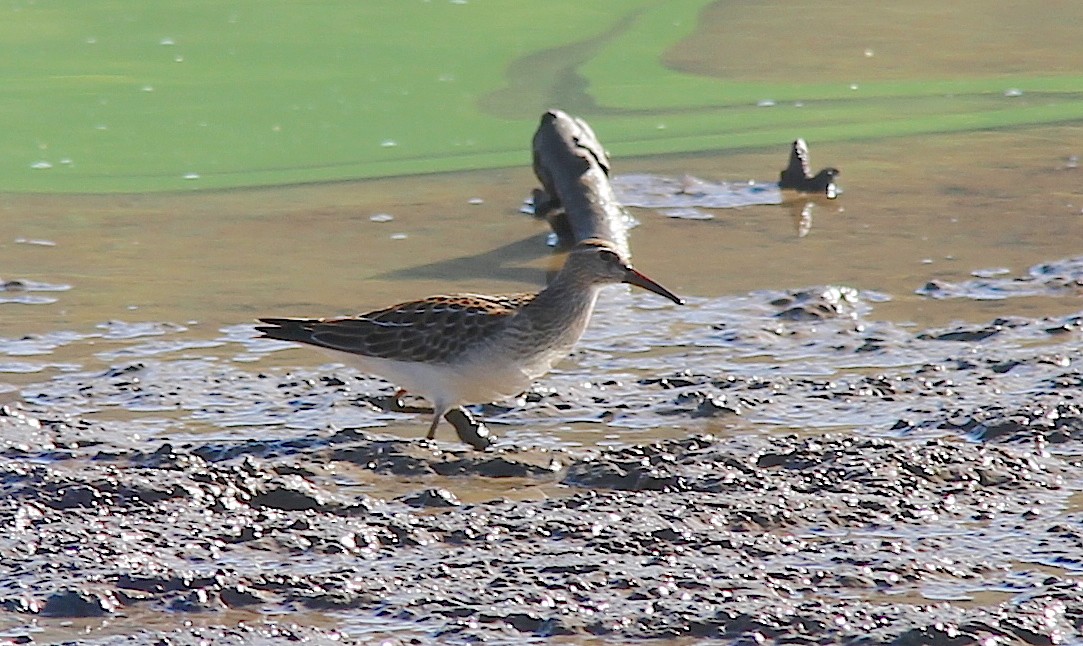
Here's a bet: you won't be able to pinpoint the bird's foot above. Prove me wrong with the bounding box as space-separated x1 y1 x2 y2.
444 407 494 451
383 389 434 414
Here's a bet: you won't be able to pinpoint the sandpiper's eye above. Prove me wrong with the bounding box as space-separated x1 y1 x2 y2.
598 249 620 264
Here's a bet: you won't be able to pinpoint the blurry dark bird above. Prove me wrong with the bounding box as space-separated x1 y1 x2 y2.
778 139 840 198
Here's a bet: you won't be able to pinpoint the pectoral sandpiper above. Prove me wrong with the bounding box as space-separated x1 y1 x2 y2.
256 238 683 445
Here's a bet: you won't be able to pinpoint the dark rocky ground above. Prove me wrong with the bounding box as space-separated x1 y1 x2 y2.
2 261 1083 644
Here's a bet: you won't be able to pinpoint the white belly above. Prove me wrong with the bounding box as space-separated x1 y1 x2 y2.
315 346 545 409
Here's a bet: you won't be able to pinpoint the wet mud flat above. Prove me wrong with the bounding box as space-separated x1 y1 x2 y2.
3 265 1083 644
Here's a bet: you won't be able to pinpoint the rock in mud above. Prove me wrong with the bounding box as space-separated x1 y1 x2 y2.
42 589 121 617
401 487 462 508
917 255 1083 300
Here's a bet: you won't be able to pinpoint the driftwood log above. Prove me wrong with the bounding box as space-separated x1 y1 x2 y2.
778 138 840 198
530 110 631 256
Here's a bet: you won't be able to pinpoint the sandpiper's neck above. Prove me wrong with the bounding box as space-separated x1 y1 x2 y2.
530 273 600 314
513 274 602 350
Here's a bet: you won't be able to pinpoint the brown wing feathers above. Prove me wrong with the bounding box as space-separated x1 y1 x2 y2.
256 294 534 363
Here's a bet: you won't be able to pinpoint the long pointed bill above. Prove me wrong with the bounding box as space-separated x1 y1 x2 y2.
622 268 685 305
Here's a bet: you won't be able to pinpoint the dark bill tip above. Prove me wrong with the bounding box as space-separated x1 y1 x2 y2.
623 268 684 305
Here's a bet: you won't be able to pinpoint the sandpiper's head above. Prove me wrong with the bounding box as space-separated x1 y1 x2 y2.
564 239 684 305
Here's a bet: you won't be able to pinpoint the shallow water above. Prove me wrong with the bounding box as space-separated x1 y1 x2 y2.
3 124 1083 446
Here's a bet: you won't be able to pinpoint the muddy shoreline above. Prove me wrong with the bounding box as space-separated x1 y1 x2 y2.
3 267 1083 643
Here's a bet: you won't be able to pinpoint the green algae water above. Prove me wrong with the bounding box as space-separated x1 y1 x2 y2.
3 0 1083 193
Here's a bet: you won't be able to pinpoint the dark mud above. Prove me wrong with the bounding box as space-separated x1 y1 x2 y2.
3 258 1083 643
1 405 1081 644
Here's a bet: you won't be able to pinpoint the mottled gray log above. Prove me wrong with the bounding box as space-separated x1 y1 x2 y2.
530 109 630 256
